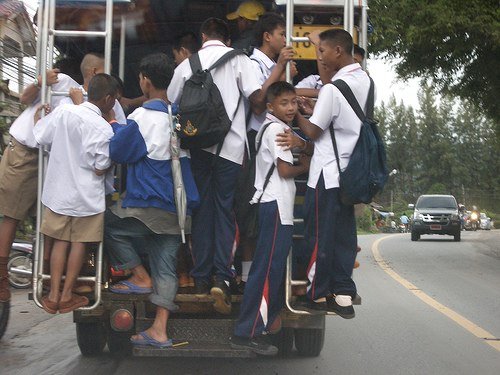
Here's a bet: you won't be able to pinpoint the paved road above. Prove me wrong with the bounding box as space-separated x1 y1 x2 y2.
1 230 499 375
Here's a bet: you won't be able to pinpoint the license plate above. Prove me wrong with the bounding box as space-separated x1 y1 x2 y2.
430 225 442 230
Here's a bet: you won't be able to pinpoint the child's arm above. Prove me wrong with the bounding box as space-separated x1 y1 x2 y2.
275 128 314 155
295 88 319 98
276 154 311 179
109 119 148 164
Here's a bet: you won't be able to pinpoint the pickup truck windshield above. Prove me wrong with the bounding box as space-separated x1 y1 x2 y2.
416 196 457 209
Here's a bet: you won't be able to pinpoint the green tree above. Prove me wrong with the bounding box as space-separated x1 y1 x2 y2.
369 0 500 121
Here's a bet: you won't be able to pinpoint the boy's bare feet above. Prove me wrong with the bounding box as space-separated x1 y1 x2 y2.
131 326 168 345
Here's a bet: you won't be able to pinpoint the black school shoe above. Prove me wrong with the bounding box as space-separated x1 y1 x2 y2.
194 279 210 296
295 297 328 314
210 279 232 314
327 297 355 319
230 335 278 356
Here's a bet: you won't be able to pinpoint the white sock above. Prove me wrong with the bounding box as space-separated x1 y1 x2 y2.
241 261 252 283
335 295 352 307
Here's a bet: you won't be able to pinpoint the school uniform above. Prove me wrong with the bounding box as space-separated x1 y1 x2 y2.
0 74 78 220
304 63 370 301
248 48 275 132
167 40 261 284
59 85 126 195
295 74 323 90
33 102 114 242
104 99 199 311
59 86 126 124
234 113 295 338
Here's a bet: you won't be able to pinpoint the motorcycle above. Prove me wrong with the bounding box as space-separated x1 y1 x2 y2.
8 240 33 289
463 211 479 231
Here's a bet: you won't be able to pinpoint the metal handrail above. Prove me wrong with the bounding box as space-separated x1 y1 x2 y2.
32 0 115 312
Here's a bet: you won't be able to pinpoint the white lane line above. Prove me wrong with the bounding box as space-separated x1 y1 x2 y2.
372 235 500 352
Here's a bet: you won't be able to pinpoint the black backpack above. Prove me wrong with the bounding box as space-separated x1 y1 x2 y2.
330 78 389 205
177 49 245 150
234 122 274 239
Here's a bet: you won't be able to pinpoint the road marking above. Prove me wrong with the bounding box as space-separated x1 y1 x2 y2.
371 235 500 352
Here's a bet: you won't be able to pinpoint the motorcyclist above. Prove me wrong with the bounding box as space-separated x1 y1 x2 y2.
470 206 480 230
399 213 409 232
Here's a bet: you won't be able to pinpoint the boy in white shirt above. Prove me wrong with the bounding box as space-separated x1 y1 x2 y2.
237 11 296 295
167 18 293 314
294 29 371 319
0 69 78 303
33 74 118 314
231 81 311 355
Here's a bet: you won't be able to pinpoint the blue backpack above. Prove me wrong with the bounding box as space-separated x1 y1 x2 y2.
329 78 389 205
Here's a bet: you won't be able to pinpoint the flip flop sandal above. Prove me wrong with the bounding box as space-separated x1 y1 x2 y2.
41 295 58 314
109 280 153 294
59 293 89 314
130 331 173 348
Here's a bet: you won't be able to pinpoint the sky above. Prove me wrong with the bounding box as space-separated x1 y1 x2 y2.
18 0 422 110
368 58 422 110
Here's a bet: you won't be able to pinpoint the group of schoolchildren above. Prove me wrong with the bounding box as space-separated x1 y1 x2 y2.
0 2 371 357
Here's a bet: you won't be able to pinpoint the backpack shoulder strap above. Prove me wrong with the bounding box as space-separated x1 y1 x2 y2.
255 121 275 202
255 122 273 153
188 52 203 74
208 49 246 72
328 77 375 177
331 77 375 121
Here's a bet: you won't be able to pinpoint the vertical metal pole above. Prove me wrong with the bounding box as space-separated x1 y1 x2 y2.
344 0 349 32
33 0 50 307
285 0 294 83
350 0 355 36
104 0 114 74
34 6 42 77
119 14 126 81
361 1 368 70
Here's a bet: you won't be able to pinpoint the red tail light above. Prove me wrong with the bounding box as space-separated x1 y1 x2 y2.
111 309 133 331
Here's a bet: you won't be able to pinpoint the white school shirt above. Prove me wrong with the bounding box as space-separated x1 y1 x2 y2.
59 85 126 125
59 85 126 193
295 74 323 90
167 40 262 165
33 102 114 217
307 63 370 189
248 48 275 132
9 74 79 149
251 113 296 225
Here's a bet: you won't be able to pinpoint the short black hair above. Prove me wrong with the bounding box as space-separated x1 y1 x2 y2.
173 31 200 55
54 56 82 83
200 18 230 43
253 12 285 47
353 44 366 59
87 73 119 102
111 74 124 95
266 81 296 103
139 53 174 90
319 29 353 54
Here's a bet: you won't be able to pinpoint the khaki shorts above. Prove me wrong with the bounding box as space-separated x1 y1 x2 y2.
0 137 39 220
41 208 104 242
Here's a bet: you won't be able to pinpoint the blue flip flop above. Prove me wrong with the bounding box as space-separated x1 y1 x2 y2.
109 280 153 294
130 331 173 348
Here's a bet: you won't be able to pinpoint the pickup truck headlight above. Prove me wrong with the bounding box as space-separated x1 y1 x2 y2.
414 211 423 221
450 214 459 220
